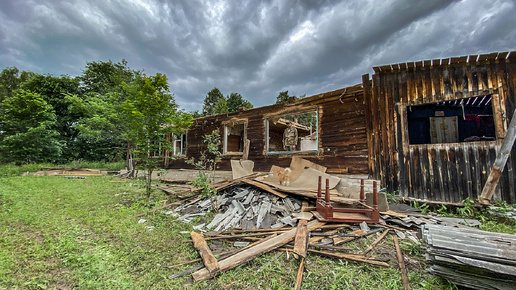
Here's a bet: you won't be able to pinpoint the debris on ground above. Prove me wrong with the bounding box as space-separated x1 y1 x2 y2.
129 157 512 288
22 167 108 176
421 224 516 290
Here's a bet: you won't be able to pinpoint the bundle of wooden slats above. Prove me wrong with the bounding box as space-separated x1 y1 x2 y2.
421 224 516 290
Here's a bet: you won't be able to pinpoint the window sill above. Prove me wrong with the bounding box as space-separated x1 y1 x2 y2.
266 150 318 155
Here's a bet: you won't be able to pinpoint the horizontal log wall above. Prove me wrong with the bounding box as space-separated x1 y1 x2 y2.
171 85 369 174
366 51 516 203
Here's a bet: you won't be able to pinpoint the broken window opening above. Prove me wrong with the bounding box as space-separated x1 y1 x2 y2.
173 133 186 156
223 122 246 154
407 95 496 145
266 110 318 154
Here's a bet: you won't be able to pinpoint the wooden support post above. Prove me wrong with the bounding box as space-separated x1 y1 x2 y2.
479 108 516 204
393 235 410 290
190 231 220 274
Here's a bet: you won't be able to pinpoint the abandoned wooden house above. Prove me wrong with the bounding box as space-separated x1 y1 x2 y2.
165 51 515 205
168 83 369 175
363 51 516 204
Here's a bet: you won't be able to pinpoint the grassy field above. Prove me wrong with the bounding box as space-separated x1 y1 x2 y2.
0 166 469 289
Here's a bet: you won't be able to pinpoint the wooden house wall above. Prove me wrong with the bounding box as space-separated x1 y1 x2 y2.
365 51 516 203
170 85 369 174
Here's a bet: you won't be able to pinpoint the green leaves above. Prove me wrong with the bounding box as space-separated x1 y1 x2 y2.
0 90 62 163
122 73 193 197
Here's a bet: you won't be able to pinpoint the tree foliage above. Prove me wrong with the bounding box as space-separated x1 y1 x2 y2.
0 90 61 163
276 90 290 104
121 73 193 197
202 87 224 116
227 92 253 113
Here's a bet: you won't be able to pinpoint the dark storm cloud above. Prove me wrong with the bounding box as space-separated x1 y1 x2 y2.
0 0 515 111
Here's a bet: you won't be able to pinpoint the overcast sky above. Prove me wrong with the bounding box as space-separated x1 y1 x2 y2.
1 0 515 112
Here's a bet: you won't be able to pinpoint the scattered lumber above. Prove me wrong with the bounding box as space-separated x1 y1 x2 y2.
421 224 516 289
191 220 325 282
307 249 389 267
393 234 410 290
190 231 220 274
362 229 390 255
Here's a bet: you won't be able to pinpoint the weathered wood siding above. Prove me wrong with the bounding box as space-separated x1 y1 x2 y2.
365 51 516 203
170 84 369 174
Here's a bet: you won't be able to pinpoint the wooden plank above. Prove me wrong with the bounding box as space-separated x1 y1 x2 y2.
363 74 375 177
362 229 390 255
294 258 305 290
293 219 308 258
307 249 389 267
191 220 325 282
393 235 410 290
241 179 287 198
372 74 382 180
479 108 516 204
190 231 220 274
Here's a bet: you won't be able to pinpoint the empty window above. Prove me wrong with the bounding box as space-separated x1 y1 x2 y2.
407 95 495 145
223 122 246 154
173 133 186 156
266 111 318 153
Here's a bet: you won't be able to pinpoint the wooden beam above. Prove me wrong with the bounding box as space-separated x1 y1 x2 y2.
190 231 220 274
191 220 325 282
479 108 516 204
307 249 389 267
393 235 410 290
293 219 308 258
362 229 390 255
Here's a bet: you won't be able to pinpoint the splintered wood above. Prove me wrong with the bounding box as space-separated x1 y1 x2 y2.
191 220 325 282
190 231 219 274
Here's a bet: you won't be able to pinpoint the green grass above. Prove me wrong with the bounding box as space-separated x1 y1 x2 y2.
0 173 457 289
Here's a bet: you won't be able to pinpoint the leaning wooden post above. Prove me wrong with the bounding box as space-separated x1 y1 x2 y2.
479 108 516 204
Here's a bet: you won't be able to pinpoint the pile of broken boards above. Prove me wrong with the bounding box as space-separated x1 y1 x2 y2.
158 157 416 287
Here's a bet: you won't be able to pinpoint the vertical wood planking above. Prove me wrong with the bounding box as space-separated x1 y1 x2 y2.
438 145 449 202
362 74 374 177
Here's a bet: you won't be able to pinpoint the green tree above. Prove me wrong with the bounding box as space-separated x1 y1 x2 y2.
21 74 81 161
0 90 61 163
275 90 290 104
202 87 224 116
79 59 138 96
213 97 228 114
65 60 141 161
121 73 193 198
227 92 253 113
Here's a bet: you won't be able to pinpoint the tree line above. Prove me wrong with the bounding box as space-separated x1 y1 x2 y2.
0 59 302 166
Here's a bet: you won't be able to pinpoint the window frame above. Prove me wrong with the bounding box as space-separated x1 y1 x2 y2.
264 109 319 155
223 121 247 155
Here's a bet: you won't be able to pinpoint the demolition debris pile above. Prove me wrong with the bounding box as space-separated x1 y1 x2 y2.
421 224 516 290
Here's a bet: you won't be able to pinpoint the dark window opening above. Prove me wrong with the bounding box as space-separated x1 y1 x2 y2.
407 95 495 145
224 123 245 154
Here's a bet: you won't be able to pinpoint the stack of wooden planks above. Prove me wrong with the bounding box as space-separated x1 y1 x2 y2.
421 224 516 289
